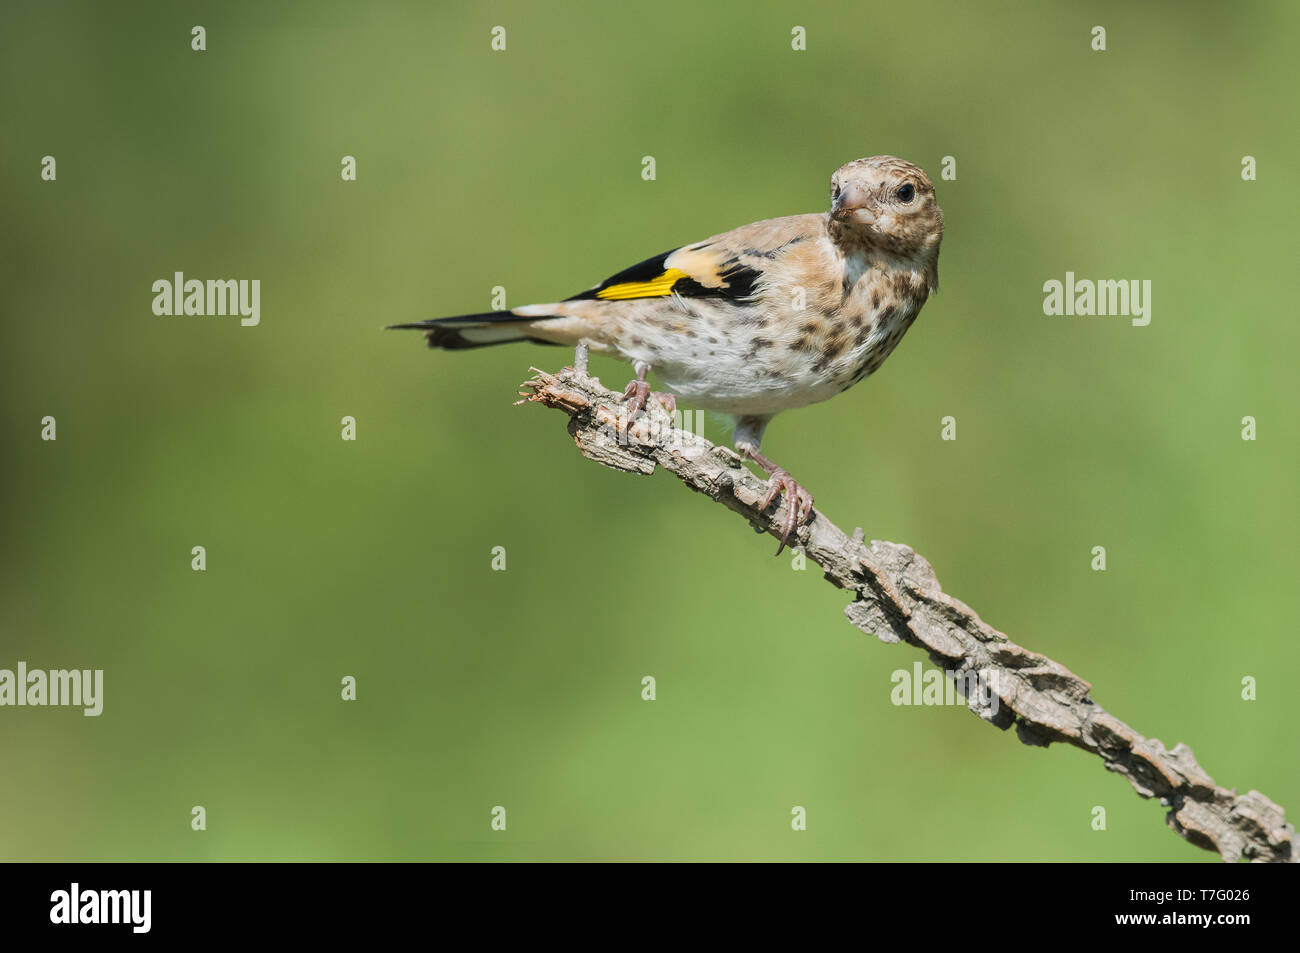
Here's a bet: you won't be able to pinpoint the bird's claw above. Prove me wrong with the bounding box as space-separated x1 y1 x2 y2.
620 379 651 419
759 469 814 555
620 381 676 420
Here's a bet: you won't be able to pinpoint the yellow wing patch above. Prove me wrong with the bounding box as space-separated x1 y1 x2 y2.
595 268 688 301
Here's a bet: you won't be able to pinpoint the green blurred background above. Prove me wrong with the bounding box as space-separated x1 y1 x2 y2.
2 0 1296 861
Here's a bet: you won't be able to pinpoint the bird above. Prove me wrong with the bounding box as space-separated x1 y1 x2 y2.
391 156 944 553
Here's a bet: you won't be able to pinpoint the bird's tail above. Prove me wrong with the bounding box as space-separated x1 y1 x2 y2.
387 310 563 350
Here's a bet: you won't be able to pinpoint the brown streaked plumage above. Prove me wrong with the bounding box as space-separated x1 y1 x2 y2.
391 156 944 553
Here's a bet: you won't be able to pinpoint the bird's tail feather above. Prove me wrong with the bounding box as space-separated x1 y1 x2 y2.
387 310 562 350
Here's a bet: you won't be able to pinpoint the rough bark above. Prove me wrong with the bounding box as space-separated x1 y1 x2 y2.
517 363 1295 863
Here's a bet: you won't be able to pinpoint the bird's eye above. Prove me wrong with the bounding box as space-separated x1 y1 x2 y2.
896 183 915 203
831 183 842 200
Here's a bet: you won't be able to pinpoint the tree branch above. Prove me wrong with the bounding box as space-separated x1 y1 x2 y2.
517 363 1295 863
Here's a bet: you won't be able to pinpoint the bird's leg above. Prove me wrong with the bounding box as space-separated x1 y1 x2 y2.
620 361 652 418
733 415 815 556
748 450 816 555
619 361 678 441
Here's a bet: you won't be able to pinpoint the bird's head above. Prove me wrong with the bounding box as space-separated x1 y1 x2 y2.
829 156 943 258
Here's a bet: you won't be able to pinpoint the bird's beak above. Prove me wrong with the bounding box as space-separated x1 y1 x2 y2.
832 183 876 225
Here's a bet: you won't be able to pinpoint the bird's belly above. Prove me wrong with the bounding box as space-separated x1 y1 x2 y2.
618 301 918 416
611 311 841 415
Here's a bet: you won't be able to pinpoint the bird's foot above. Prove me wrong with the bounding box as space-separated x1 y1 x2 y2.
619 380 676 419
757 468 815 556
733 419 814 555
620 378 651 418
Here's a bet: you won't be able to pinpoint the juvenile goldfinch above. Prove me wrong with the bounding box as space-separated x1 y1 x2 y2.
392 156 944 552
